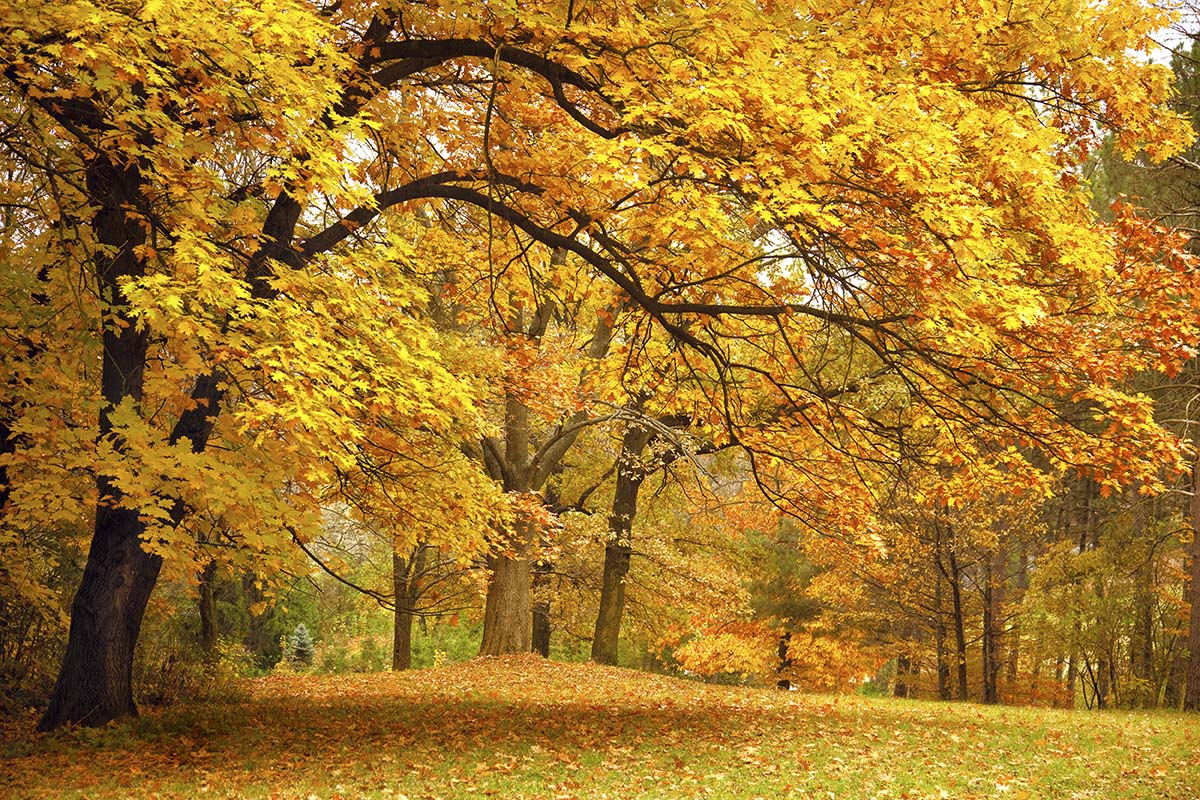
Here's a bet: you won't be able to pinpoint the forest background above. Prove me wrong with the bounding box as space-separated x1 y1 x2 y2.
6 0 1200 732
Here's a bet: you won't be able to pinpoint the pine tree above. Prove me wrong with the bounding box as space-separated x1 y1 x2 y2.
287 624 314 667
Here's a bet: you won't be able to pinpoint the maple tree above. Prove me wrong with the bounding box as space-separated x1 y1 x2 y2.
2 0 1199 730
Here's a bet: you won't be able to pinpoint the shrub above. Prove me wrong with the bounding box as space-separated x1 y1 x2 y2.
356 635 385 672
134 632 253 708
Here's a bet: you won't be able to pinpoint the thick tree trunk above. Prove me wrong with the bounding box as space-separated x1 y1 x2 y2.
591 422 651 665
198 559 218 660
39 498 162 729
39 156 158 730
592 543 632 665
392 607 414 670
1184 452 1200 710
479 385 537 656
480 536 533 655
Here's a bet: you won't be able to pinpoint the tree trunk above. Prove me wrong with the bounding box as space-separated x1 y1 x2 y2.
479 392 536 656
981 552 1001 704
1066 654 1078 708
591 422 652 665
1184 451 1200 710
392 545 427 670
476 301 614 656
531 559 551 657
592 543 632 665
948 546 969 701
480 535 533 655
935 571 950 701
894 653 911 698
198 559 218 660
39 156 158 730
38 499 162 729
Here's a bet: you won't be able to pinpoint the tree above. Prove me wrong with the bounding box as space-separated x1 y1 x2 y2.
3 0 1196 729
287 623 315 667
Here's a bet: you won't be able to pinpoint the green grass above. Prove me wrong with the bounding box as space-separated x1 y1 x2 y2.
3 656 1198 799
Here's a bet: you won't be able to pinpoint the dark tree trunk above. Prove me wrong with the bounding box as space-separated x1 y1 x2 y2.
591 422 652 665
39 156 159 730
948 546 969 701
592 543 632 665
776 632 794 690
198 559 218 660
38 503 162 730
935 572 950 701
531 559 551 657
1184 452 1200 710
392 545 426 670
37 143 306 729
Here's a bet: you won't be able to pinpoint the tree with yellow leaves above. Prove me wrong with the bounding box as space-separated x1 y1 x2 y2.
1 0 1197 730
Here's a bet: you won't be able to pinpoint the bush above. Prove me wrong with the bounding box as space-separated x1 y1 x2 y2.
411 618 481 668
134 632 253 708
356 635 385 672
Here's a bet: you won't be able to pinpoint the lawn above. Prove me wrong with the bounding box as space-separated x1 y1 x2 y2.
2 656 1198 799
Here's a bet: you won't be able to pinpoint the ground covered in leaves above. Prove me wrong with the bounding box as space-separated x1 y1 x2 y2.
2 656 1199 799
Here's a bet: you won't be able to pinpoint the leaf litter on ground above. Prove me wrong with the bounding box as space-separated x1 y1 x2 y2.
2 655 1199 799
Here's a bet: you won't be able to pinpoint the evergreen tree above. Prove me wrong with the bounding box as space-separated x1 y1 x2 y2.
287 624 314 667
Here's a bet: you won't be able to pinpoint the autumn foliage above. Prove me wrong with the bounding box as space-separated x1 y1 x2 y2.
2 0 1200 730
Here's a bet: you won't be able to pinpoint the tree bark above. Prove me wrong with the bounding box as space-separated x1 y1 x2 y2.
981 556 999 704
39 156 159 730
531 559 551 657
480 525 534 654
479 393 537 656
591 421 652 665
198 559 218 660
1184 451 1200 710
948 545 969 701
934 568 950 701
392 544 427 670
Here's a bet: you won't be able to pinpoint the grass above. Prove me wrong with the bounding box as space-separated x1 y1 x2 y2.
2 655 1199 799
